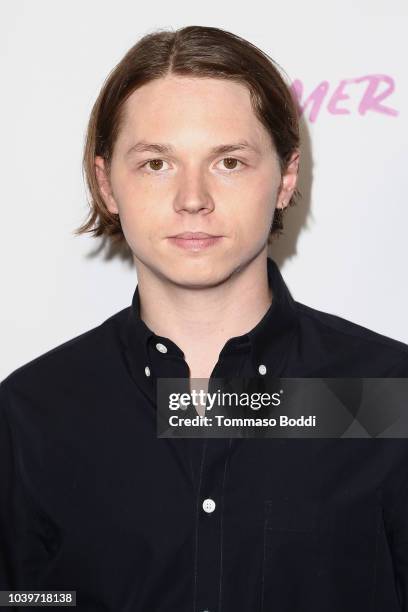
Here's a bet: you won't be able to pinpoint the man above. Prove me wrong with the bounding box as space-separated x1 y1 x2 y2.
1 25 408 612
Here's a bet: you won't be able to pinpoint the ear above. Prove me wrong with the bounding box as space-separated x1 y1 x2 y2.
94 156 119 214
276 150 300 210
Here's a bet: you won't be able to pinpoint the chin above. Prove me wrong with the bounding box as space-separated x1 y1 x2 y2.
165 263 229 289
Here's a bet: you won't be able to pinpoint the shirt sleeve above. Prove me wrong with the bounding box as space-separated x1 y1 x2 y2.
0 381 20 609
385 467 408 611
385 355 408 610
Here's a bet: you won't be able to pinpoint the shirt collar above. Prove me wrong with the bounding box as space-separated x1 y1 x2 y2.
122 256 299 388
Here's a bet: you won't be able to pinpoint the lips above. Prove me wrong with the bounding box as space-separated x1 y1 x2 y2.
171 232 220 239
167 233 223 251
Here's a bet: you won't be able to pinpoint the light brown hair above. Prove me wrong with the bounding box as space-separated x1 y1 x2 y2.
74 25 301 251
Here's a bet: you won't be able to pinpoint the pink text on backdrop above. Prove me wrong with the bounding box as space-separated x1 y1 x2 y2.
291 75 399 122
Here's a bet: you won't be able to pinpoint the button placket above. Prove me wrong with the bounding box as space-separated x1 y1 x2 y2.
193 438 231 612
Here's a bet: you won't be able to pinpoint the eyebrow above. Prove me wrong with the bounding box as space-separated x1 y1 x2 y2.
125 140 261 158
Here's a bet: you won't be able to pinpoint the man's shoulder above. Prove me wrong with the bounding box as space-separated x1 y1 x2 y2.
295 300 408 375
1 306 130 392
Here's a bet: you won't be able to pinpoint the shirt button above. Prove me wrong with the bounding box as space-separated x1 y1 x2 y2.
144 366 151 377
202 498 216 513
258 364 267 375
155 342 168 354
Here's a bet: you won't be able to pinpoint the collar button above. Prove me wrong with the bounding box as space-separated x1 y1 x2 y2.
155 342 168 354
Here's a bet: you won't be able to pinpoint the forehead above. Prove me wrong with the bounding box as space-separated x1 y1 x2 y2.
118 75 270 148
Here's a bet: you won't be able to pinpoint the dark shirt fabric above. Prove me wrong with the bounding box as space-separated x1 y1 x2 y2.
1 256 408 612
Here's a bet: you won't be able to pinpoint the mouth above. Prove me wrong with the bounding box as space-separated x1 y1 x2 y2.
169 232 221 239
167 232 224 251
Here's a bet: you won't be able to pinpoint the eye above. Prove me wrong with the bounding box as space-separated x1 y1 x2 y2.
218 157 244 171
140 159 169 171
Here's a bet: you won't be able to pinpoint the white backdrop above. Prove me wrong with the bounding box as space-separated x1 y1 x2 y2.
1 0 407 380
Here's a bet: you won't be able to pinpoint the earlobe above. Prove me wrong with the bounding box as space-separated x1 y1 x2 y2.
94 156 119 215
278 150 300 208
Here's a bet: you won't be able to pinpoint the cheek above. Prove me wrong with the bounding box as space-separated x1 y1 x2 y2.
111 165 152 206
233 186 275 226
111 177 154 230
120 208 151 245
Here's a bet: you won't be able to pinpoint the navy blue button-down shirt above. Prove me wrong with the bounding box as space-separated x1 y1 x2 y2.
1 256 408 611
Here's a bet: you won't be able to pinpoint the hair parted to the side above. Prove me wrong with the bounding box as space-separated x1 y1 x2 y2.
74 25 301 249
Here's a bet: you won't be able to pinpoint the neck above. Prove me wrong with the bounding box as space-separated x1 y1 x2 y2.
134 250 272 376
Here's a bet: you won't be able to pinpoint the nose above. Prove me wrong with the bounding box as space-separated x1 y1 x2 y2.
173 166 215 215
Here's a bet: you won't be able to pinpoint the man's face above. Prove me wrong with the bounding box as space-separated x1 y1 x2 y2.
96 75 297 287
